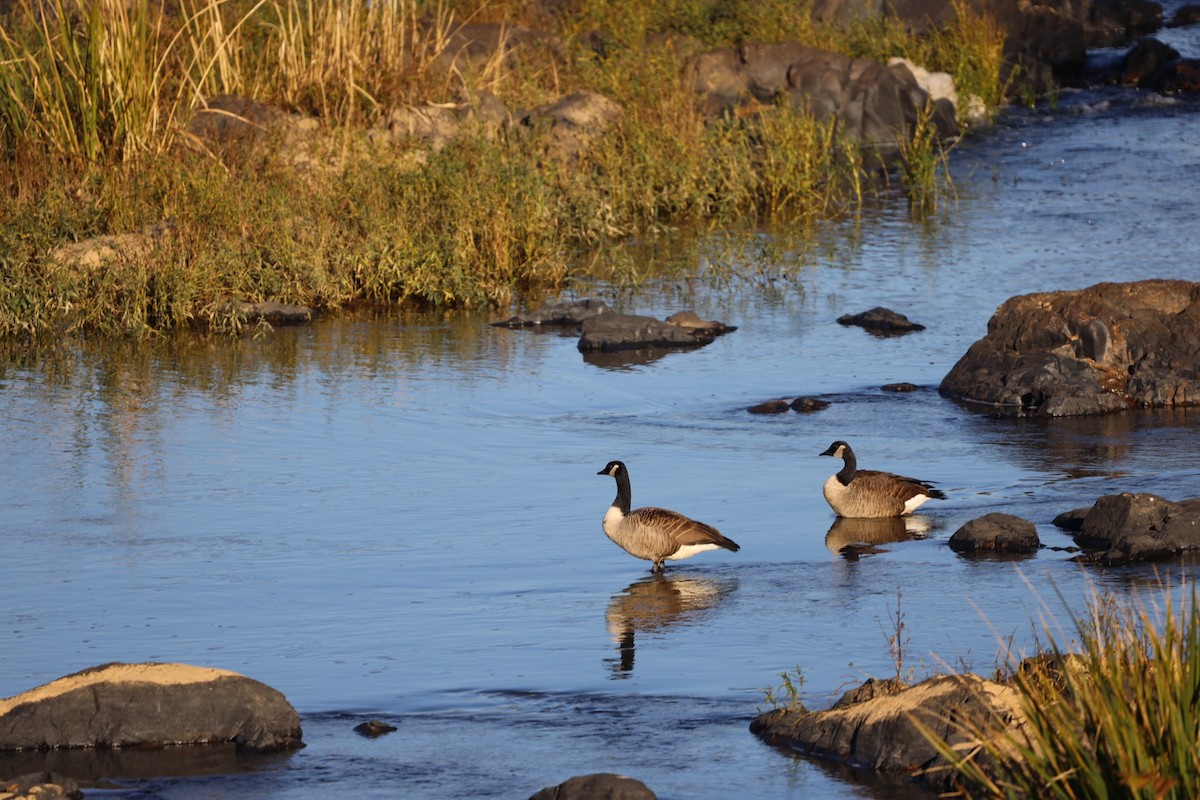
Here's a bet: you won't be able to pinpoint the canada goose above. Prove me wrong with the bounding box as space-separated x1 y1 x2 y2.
819 440 946 518
597 460 740 573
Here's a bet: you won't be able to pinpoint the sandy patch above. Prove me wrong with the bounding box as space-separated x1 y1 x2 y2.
0 663 243 715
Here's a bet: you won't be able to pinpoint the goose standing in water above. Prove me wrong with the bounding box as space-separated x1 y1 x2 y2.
819 440 945 518
597 460 740 572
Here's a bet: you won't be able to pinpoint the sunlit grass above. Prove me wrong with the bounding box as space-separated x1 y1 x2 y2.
928 581 1200 799
0 0 1012 335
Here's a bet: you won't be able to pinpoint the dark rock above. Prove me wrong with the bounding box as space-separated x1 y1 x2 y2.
837 306 925 334
1087 0 1162 48
521 91 622 159
949 513 1041 553
881 383 918 392
529 772 656 800
219 300 314 326
747 399 792 414
939 280 1200 417
664 311 736 335
829 677 905 709
493 298 613 328
578 314 713 353
747 396 830 414
1167 2 1200 26
1052 507 1090 531
687 43 958 156
791 397 831 412
1119 37 1180 85
1073 493 1200 562
1140 57 1200 93
0 663 303 753
0 773 81 800
353 720 397 738
751 674 1024 788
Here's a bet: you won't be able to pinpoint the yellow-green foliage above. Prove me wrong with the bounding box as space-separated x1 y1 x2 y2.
935 585 1200 799
0 0 1010 335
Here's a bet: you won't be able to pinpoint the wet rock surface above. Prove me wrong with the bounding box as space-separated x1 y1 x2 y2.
578 313 733 353
1071 492 1200 563
494 299 614 328
0 663 303 753
949 512 1041 553
751 674 1026 789
939 280 1200 416
837 307 926 334
747 397 830 414
529 773 656 800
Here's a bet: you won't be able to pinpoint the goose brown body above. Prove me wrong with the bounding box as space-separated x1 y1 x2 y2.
819 440 945 518
597 460 740 572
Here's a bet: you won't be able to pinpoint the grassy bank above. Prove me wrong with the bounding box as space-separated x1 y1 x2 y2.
931 583 1200 799
0 0 1007 336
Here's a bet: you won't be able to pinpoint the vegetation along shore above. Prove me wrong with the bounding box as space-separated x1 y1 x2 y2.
0 0 1010 337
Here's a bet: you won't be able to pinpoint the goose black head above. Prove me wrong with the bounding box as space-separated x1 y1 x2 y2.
820 441 850 458
598 460 627 477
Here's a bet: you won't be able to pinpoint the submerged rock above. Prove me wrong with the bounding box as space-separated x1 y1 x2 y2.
940 280 1200 416
493 298 613 328
529 773 656 800
837 307 926 335
353 720 398 738
0 663 303 753
218 300 315 326
665 310 737 335
949 513 1041 554
746 396 830 414
578 313 723 353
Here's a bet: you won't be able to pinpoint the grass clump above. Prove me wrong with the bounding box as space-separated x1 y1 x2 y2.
934 583 1200 799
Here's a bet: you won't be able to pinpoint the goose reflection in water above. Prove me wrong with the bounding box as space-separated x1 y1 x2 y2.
824 515 933 559
604 574 736 677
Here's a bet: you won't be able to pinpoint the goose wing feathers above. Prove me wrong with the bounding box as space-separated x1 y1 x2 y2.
855 470 946 500
628 507 741 552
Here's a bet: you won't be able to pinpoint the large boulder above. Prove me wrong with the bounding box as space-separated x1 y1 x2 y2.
1072 493 1200 563
939 280 1200 417
0 663 303 753
751 674 1026 788
949 513 1041 554
687 43 958 153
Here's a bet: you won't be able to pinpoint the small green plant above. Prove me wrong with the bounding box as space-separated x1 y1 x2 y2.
896 101 955 219
761 664 806 711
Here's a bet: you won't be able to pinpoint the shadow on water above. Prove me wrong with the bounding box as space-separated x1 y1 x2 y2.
604 574 739 677
824 515 934 558
0 744 295 788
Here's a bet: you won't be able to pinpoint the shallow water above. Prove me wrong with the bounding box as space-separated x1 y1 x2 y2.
2 87 1200 799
